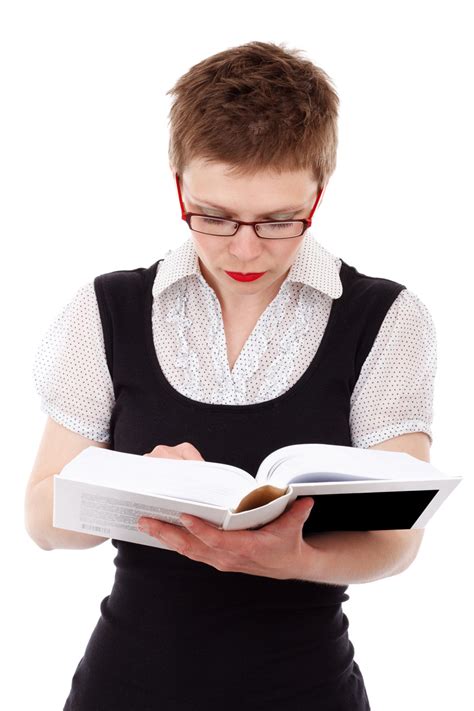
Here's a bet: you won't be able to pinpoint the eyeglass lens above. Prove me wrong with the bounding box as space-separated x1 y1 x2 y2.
189 215 304 238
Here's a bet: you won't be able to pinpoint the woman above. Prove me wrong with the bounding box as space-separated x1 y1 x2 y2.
27 41 436 710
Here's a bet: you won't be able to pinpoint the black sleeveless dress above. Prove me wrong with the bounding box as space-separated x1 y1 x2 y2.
63 256 406 710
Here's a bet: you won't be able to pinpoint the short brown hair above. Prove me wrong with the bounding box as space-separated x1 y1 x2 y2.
166 41 339 188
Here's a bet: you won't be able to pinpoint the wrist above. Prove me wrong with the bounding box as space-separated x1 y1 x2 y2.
289 538 327 583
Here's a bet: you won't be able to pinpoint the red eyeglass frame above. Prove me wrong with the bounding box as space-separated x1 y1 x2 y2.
174 172 325 238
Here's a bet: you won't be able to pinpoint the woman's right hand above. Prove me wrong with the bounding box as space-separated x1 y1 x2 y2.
138 442 206 534
143 441 205 461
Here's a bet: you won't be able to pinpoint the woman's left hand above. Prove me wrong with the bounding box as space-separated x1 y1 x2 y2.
138 493 315 581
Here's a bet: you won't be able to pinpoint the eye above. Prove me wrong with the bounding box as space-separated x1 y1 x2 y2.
202 217 225 225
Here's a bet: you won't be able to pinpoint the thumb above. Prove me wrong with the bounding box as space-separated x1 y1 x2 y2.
287 497 314 520
267 497 314 533
292 498 314 529
298 497 314 521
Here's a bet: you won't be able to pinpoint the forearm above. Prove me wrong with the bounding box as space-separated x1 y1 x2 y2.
299 529 424 585
24 476 108 551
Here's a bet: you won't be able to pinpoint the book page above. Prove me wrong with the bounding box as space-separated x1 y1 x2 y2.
58 447 256 508
287 471 376 483
257 443 446 485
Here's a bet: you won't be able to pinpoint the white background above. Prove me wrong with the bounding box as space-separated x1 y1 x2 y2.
1 1 472 709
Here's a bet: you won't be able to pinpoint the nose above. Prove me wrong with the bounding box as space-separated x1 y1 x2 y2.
228 224 265 263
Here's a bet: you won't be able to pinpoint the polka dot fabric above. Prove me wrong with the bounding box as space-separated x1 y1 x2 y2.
32 232 436 448
350 286 437 447
32 282 115 442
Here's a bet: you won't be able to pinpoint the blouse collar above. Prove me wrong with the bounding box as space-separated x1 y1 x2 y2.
153 231 343 300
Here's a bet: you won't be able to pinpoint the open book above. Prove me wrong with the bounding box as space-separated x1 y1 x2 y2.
53 443 461 550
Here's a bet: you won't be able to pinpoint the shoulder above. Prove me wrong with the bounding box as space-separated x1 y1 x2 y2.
94 261 159 286
384 287 437 342
339 260 407 317
93 261 160 305
37 280 99 334
341 259 406 291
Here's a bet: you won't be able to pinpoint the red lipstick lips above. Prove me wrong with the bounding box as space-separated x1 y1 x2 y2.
225 271 266 282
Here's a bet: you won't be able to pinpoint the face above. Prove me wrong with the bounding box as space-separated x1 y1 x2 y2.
173 158 320 312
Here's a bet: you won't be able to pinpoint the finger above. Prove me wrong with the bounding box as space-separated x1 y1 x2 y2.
144 444 186 459
144 442 205 460
286 497 314 518
291 497 314 523
175 442 205 460
138 517 194 554
264 497 314 534
180 514 250 553
138 517 224 567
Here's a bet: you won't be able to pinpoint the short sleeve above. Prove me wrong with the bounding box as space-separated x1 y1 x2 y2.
32 281 115 443
349 288 437 448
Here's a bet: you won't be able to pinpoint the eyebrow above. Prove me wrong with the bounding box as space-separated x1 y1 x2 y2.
192 197 305 218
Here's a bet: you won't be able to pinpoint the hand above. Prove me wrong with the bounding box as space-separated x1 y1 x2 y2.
137 443 315 581
142 441 205 463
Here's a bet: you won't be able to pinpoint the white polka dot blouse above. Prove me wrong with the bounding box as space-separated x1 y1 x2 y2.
32 232 437 448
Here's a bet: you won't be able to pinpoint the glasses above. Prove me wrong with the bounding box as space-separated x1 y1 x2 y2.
175 172 324 239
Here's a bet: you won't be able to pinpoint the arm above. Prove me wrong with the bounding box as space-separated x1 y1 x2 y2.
25 417 110 550
26 475 108 551
29 281 115 549
301 432 429 585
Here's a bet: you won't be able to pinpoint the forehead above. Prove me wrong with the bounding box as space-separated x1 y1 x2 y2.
182 162 316 216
